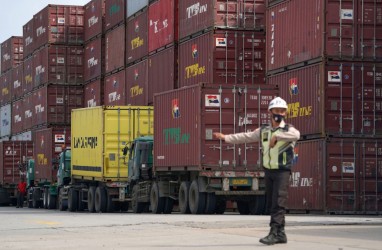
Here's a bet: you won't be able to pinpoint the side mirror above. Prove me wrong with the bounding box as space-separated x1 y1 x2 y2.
122 145 129 156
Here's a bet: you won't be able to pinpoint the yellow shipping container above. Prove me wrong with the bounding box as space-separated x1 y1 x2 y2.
71 106 153 181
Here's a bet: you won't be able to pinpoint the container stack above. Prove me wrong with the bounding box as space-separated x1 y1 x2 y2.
265 0 382 214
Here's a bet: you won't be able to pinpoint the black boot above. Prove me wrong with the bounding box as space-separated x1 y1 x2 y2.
277 225 287 243
259 226 287 245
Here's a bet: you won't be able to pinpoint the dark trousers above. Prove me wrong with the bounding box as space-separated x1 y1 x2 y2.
264 169 290 227
17 192 25 208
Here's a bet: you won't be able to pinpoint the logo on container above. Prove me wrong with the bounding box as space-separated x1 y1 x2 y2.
205 95 221 107
134 69 139 80
108 92 121 102
328 71 341 82
88 57 98 68
24 110 32 118
88 16 99 27
55 134 65 143
192 44 198 58
3 53 10 61
215 38 227 47
130 85 143 98
25 36 33 46
109 4 120 16
186 2 208 19
341 9 353 20
135 21 140 32
289 78 299 95
150 18 169 34
14 80 21 89
14 115 22 123
35 104 45 114
172 99 180 118
36 26 46 37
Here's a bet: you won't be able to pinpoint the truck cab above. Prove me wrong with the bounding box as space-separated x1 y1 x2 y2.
127 136 154 182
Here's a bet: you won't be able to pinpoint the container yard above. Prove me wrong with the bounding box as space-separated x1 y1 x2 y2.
0 0 381 216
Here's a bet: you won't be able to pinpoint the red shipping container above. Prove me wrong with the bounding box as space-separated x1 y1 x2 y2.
126 59 148 106
0 141 34 186
0 70 12 105
266 0 382 72
1 36 23 73
104 69 126 105
267 62 382 137
66 46 84 85
105 0 125 31
84 79 103 107
33 5 84 50
23 94 34 132
11 63 23 101
32 85 84 127
84 37 103 82
84 0 105 42
154 84 278 171
23 56 34 95
126 8 148 65
288 139 325 212
179 30 265 87
148 0 178 53
179 0 265 39
23 19 35 58
105 25 125 74
11 100 24 135
148 46 177 104
33 127 71 182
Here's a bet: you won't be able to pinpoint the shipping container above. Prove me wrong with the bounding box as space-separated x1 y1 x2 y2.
84 0 105 42
105 25 125 74
33 127 70 183
71 106 154 180
288 139 325 212
126 7 148 65
23 19 35 58
1 36 23 73
153 83 277 170
126 0 149 18
266 0 382 72
179 0 265 40
84 37 103 82
23 56 34 94
148 46 177 104
148 0 178 53
84 78 103 107
33 5 84 50
267 62 382 138
11 131 33 142
0 70 12 105
11 63 23 101
126 59 148 106
104 69 126 105
179 30 265 87
326 138 382 214
31 85 84 128
23 94 34 132
0 104 11 138
11 99 24 135
66 46 84 85
105 0 125 31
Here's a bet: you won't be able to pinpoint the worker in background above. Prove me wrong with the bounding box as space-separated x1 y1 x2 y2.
16 176 27 208
214 97 300 245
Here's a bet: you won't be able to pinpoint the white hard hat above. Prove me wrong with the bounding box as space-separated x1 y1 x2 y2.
268 97 288 111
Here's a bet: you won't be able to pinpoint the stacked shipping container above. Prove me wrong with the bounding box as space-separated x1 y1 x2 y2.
266 0 382 214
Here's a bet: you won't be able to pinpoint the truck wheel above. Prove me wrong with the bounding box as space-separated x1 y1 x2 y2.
205 193 216 214
237 201 250 215
189 180 206 214
95 186 107 213
77 191 85 212
87 186 96 213
150 182 165 214
43 188 48 209
58 188 68 211
132 185 144 213
106 189 115 213
32 189 42 208
249 195 266 215
215 199 226 214
163 198 174 214
68 189 79 212
47 193 56 209
178 181 191 214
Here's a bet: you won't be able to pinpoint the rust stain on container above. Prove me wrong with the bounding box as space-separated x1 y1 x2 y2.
84 0 105 42
84 37 104 82
84 78 103 107
126 8 148 65
179 30 265 87
126 59 148 106
105 0 125 31
105 25 125 74
1 36 23 73
104 69 125 105
11 63 24 101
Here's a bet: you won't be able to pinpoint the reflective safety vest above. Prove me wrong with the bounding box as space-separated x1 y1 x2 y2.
261 125 295 170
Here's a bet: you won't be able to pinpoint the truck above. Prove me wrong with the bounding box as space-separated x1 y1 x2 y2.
129 84 278 214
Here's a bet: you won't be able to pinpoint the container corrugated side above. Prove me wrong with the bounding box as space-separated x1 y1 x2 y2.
84 37 104 82
105 0 125 31
23 19 35 58
66 46 84 85
126 59 148 106
1 36 23 73
11 63 23 101
71 106 154 180
84 0 105 42
104 69 126 105
0 70 12 105
84 79 103 107
105 25 125 74
11 100 23 135
126 7 148 65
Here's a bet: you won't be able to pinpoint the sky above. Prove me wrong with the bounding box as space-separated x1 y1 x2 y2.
0 0 90 43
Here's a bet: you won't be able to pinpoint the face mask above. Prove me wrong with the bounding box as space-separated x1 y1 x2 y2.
272 113 285 123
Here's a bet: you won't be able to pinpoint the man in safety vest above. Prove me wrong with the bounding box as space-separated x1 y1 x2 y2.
214 97 300 245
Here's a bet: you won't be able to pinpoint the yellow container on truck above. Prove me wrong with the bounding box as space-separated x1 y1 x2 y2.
71 106 154 181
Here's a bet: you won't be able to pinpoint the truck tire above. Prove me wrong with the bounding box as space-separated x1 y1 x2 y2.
58 188 68 211
68 189 79 212
163 198 174 214
249 195 266 215
205 193 216 214
150 182 165 214
189 180 206 214
95 186 107 213
47 193 56 209
132 185 145 213
215 199 226 214
43 188 48 209
32 189 42 208
178 181 191 214
87 186 96 213
106 189 115 213
77 191 85 212
237 201 250 215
